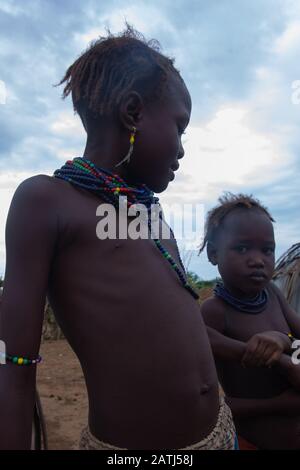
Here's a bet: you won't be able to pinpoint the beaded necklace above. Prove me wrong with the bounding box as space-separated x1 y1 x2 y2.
54 157 199 299
214 282 268 314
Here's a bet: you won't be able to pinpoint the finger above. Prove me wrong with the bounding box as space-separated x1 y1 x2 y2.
242 340 260 365
244 352 260 367
242 349 256 367
251 341 267 366
265 350 281 367
261 341 284 366
257 344 273 366
241 356 251 368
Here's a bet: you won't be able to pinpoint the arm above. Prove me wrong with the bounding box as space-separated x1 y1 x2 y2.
226 388 300 420
202 299 291 367
0 176 58 449
271 281 300 339
201 298 246 363
206 326 246 362
241 330 292 367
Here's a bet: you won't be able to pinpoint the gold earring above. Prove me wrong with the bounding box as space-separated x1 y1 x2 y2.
115 127 136 168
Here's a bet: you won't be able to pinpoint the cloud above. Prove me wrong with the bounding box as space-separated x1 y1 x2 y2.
274 20 300 55
161 106 292 207
74 4 175 47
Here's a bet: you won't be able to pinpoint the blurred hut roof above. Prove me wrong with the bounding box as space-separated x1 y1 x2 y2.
273 243 300 311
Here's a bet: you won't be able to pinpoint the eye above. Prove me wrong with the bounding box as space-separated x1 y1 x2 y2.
263 247 275 255
234 245 248 254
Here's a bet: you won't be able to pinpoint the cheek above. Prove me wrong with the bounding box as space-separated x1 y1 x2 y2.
218 254 243 276
141 118 179 160
265 256 275 271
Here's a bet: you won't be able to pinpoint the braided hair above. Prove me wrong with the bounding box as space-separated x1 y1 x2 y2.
55 24 182 128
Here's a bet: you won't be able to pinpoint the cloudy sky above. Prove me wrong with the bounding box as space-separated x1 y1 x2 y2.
0 0 300 279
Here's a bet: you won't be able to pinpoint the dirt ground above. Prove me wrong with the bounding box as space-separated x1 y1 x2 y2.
37 339 88 450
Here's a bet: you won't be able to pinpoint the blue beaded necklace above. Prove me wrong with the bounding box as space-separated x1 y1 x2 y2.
214 282 268 313
54 157 199 300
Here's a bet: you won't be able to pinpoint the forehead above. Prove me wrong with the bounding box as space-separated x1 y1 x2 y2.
219 209 274 243
163 74 192 121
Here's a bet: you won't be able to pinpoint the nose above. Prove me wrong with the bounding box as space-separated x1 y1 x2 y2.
178 140 185 160
248 253 265 269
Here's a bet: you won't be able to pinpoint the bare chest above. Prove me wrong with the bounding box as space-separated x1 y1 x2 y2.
223 289 290 342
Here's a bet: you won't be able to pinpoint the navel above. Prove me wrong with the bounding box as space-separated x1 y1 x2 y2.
200 383 210 394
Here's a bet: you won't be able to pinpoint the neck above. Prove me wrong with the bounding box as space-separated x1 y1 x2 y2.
83 125 131 182
223 282 261 300
214 281 268 314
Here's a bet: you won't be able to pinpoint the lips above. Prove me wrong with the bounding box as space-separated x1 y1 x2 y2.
168 168 175 181
170 161 180 172
249 271 267 282
168 161 179 181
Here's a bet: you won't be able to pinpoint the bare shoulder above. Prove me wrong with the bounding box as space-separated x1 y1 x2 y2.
268 281 282 297
200 295 226 332
7 175 62 237
10 174 65 216
267 281 290 311
14 174 60 201
269 281 300 337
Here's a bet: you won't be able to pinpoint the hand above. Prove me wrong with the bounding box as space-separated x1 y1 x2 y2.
242 331 290 368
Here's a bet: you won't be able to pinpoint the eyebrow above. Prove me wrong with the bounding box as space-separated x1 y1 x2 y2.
232 239 275 245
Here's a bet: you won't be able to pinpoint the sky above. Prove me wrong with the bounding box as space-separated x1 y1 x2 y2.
0 0 300 279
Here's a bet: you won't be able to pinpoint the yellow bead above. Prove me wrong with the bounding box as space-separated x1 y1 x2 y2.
18 358 24 365
130 135 135 144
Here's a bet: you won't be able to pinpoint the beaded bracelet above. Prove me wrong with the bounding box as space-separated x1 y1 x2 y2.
0 352 42 365
287 333 296 343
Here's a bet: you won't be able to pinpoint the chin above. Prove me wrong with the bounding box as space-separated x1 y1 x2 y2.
148 179 170 193
128 170 169 193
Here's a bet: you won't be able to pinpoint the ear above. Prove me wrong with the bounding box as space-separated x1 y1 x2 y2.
207 241 218 266
119 91 144 131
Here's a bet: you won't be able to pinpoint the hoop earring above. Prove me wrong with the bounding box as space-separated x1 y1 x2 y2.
115 127 136 168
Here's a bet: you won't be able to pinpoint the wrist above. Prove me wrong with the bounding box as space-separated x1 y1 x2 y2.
279 332 294 353
285 332 297 354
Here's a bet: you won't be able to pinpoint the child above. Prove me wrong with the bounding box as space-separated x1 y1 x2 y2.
0 26 236 450
200 193 300 449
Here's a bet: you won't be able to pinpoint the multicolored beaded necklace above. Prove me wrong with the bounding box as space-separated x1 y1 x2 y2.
54 157 199 300
214 282 268 314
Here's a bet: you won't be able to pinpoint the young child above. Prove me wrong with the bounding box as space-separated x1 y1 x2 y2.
200 193 300 449
0 26 236 450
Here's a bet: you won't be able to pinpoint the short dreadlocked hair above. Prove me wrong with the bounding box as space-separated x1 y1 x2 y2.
199 192 275 254
55 24 182 128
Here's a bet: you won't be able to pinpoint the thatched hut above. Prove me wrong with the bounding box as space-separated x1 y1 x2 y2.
273 243 300 314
